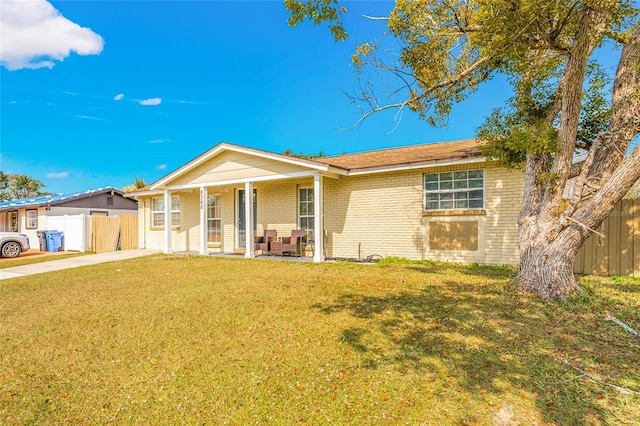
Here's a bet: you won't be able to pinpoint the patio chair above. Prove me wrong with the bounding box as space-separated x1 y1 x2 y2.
254 229 277 254
302 230 315 257
271 229 305 257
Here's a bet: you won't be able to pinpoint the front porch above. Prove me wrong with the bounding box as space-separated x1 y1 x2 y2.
156 174 325 261
132 143 348 261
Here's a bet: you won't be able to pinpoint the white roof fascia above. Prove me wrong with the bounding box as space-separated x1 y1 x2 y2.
150 143 345 190
345 157 488 176
164 170 336 191
123 189 164 198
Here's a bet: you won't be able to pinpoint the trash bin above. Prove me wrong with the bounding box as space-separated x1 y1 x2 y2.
46 231 64 252
36 230 49 251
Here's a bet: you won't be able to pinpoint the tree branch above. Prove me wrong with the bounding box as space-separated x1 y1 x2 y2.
605 315 640 337
552 356 639 395
542 5 609 223
583 24 640 188
572 143 640 230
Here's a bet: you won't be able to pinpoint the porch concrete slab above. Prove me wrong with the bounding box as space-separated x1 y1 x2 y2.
0 249 161 280
173 251 314 262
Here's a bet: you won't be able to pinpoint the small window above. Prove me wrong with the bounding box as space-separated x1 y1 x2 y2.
26 210 38 229
298 187 314 237
152 195 180 228
424 170 484 211
106 196 114 206
207 194 221 243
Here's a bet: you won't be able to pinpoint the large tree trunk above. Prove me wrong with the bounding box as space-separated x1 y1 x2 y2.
514 14 640 302
516 222 585 300
516 146 640 301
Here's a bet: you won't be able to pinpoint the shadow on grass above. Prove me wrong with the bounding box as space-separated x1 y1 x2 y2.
313 278 638 425
378 257 516 280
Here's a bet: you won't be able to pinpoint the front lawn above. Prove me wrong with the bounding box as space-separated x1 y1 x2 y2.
1 255 638 424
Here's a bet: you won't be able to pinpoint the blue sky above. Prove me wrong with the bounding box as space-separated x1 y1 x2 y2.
0 1 553 194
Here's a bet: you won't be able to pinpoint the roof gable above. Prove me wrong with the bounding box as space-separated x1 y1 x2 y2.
149 142 344 190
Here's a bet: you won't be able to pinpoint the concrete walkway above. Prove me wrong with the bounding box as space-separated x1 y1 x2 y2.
0 249 160 280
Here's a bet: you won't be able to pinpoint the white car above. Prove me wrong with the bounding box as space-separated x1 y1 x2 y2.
0 232 30 258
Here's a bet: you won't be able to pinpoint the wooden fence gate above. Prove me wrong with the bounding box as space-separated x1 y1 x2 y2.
91 214 138 253
574 199 640 277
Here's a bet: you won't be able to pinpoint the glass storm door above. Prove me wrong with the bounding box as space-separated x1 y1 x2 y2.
236 188 257 249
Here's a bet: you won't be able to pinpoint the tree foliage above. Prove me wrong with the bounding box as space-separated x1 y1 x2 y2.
283 149 327 159
0 171 49 201
285 0 348 42
286 0 640 300
122 178 148 193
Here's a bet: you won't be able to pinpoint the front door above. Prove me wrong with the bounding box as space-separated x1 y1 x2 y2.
236 188 257 249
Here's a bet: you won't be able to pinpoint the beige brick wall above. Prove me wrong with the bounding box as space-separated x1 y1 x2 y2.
222 179 313 251
483 166 524 266
138 190 201 252
324 163 525 266
137 166 524 266
324 170 424 260
255 178 312 235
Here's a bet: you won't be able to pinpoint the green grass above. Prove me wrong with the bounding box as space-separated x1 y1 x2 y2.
1 255 638 425
0 252 87 269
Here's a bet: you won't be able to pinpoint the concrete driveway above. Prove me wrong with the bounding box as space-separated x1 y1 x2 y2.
0 249 160 280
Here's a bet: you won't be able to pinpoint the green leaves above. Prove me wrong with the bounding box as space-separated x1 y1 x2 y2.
0 171 49 201
284 0 348 42
577 62 613 149
477 105 558 168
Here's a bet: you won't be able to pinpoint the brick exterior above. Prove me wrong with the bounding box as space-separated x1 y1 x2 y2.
322 163 524 265
137 164 525 266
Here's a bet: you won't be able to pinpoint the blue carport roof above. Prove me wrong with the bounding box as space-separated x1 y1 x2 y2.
0 187 120 212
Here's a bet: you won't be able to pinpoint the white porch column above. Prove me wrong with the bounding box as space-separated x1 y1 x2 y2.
244 181 255 258
163 189 172 254
199 186 208 255
313 173 324 262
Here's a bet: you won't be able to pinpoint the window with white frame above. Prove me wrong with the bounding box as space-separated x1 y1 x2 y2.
26 210 38 229
152 195 180 227
298 187 314 237
424 170 484 211
207 194 221 243
9 211 18 232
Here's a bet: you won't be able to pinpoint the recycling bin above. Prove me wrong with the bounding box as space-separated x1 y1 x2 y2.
46 231 65 252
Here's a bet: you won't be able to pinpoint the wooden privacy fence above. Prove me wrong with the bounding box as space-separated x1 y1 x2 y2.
91 214 138 253
574 199 640 277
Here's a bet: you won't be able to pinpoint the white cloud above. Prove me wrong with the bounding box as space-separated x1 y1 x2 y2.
76 115 102 121
147 139 171 144
140 98 162 106
156 164 168 171
47 172 70 179
114 93 124 101
0 0 104 71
